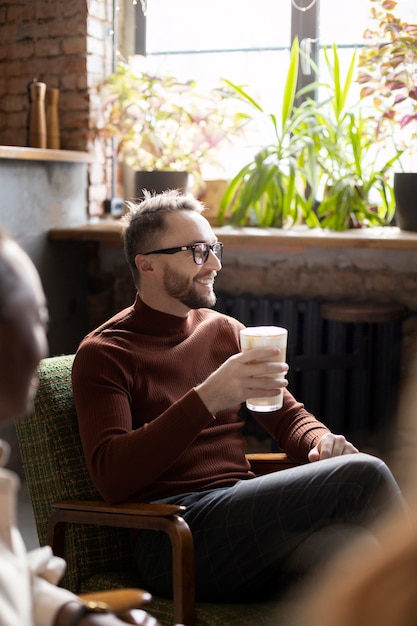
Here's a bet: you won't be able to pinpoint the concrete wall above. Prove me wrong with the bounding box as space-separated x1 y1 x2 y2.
0 155 90 474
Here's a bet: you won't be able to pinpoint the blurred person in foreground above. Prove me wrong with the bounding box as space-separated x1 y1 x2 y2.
72 190 407 604
0 229 158 625
295 359 417 626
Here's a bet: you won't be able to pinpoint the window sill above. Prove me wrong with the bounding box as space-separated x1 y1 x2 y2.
49 221 417 251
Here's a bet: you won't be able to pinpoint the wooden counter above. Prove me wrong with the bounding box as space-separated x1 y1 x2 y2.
49 221 417 251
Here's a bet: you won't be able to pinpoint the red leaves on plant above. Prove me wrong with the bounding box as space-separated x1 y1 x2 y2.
360 86 374 98
357 72 373 85
381 0 397 10
399 114 417 129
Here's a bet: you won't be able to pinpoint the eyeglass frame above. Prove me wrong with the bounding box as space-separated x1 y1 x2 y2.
142 241 223 265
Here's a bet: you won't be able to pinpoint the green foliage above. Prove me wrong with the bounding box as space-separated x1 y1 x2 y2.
219 38 401 231
218 38 318 228
92 61 249 192
357 0 417 160
306 44 401 229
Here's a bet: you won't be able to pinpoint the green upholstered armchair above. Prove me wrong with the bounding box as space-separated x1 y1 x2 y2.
16 354 297 626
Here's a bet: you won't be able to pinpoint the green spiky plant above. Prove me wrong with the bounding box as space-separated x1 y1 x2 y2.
219 39 400 230
218 37 320 228
304 44 401 229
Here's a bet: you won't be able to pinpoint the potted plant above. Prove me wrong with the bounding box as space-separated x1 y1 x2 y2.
304 44 400 230
218 37 319 228
218 39 399 230
357 0 417 229
92 60 249 198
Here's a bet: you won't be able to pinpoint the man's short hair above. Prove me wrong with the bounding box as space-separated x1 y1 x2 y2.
122 190 205 286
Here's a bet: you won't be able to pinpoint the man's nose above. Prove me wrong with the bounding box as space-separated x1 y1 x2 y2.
207 249 222 270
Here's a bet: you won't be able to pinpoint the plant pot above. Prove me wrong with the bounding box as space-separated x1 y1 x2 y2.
394 172 417 231
198 179 229 225
134 170 189 200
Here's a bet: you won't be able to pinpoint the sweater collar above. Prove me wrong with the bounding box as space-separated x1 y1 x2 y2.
133 294 190 334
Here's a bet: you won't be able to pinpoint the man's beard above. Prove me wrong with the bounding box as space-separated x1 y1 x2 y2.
163 265 217 309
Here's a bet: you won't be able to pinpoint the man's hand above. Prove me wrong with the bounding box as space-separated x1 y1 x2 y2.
308 432 359 462
195 346 288 415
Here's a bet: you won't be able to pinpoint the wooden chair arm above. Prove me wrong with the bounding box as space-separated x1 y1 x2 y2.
48 500 195 626
246 452 299 475
51 499 185 517
78 588 152 612
78 588 161 624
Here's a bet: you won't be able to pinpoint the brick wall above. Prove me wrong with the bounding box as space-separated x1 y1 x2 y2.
0 0 114 215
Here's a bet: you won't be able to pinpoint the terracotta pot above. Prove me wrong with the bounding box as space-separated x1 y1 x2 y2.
199 179 228 225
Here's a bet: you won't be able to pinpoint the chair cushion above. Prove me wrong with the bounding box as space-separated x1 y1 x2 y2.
16 354 137 592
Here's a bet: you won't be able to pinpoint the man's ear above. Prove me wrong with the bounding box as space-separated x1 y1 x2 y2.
135 254 154 274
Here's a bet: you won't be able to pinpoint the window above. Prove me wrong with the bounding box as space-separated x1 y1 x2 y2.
131 0 417 178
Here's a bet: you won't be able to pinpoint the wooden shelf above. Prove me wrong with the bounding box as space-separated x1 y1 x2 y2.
49 221 417 251
0 145 93 163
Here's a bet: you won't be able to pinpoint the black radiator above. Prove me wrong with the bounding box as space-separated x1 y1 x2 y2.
214 293 403 451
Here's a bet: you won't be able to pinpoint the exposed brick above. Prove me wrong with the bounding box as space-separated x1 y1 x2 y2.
13 39 35 59
7 4 26 23
87 56 108 77
19 2 36 23
86 35 105 57
3 95 25 113
60 55 88 74
1 0 112 201
62 36 87 56
89 182 108 202
61 90 89 111
61 0 89 20
35 0 60 21
48 18 86 39
89 161 106 185
35 38 61 57
5 76 29 95
60 76 79 92
87 0 107 22
87 15 108 40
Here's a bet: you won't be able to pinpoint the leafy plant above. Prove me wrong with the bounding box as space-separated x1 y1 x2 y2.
219 38 399 230
218 38 319 228
357 0 417 169
305 44 400 229
91 61 249 192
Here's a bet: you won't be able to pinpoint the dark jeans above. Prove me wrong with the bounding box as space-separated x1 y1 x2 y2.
132 453 405 602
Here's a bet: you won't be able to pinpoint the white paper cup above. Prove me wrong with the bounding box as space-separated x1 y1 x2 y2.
240 325 288 412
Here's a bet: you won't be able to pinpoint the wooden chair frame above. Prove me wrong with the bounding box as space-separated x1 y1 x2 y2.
46 453 293 626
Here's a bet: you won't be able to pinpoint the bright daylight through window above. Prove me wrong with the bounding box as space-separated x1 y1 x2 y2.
137 0 417 182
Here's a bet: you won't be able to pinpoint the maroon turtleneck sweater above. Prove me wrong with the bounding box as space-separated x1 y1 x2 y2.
72 296 330 504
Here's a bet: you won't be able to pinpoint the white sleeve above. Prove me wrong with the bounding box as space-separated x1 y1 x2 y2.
27 546 78 626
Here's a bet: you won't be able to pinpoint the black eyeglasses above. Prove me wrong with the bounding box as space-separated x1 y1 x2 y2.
143 242 223 265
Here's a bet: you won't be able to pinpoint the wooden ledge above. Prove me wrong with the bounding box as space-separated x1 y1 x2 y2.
0 145 93 163
49 221 417 251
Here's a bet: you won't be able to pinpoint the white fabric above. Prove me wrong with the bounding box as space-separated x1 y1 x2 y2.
0 439 77 626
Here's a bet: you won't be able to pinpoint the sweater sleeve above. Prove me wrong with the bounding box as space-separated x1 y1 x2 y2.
250 389 331 463
72 340 216 504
